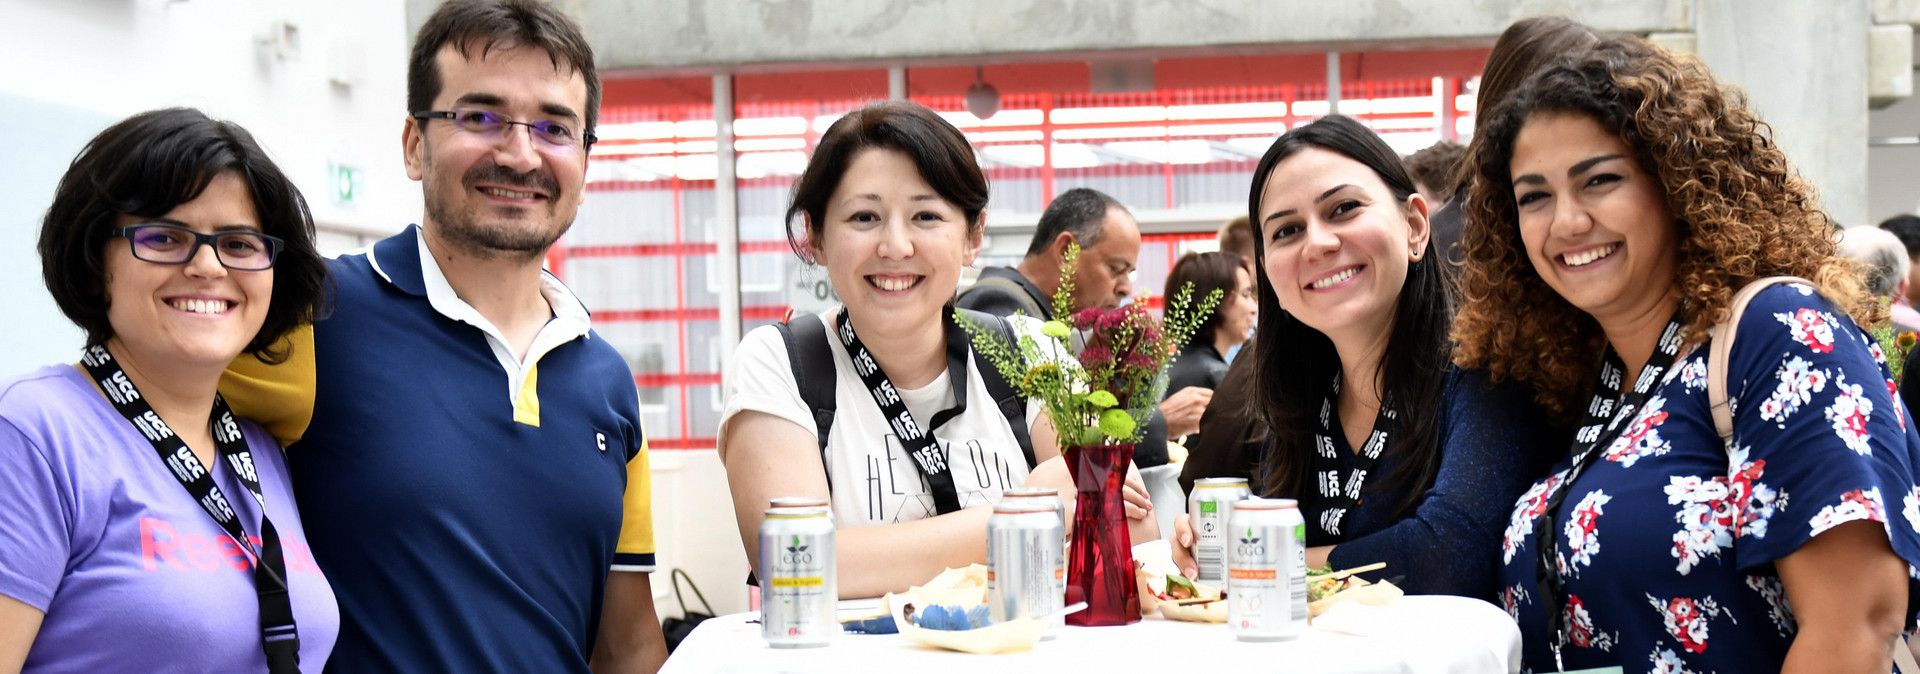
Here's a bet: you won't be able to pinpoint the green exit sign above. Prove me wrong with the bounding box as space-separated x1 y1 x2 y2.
330 163 363 204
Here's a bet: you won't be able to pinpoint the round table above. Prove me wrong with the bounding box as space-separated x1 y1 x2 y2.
661 595 1520 673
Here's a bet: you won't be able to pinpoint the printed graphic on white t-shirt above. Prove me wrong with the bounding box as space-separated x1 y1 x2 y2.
720 309 1044 526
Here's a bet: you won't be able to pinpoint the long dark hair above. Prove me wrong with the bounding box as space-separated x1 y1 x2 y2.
1245 115 1454 517
1165 251 1248 349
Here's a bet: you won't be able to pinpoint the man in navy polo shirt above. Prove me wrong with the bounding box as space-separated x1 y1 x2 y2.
223 1 667 671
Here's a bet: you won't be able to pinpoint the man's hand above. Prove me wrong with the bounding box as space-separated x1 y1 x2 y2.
1158 387 1214 438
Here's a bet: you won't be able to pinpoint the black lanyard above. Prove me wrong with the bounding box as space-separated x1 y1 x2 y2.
1535 311 1686 672
79 344 300 674
834 309 972 515
1310 372 1396 539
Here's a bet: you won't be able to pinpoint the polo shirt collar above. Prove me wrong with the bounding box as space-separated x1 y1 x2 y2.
368 224 594 359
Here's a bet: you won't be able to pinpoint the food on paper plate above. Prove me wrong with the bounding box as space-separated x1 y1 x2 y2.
906 563 991 607
1305 563 1402 620
1132 540 1226 622
888 592 1047 654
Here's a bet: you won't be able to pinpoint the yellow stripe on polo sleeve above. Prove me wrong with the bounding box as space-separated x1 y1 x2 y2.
220 325 318 447
611 437 657 572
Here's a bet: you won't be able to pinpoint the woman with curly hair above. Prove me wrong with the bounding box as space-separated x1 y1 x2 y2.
1167 115 1557 598
1456 35 1920 672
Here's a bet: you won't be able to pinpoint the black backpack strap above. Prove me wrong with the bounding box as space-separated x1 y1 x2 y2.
776 313 838 470
955 308 1036 469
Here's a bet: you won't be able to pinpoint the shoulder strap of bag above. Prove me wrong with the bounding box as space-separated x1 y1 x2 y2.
956 308 1036 468
670 568 715 617
966 274 1049 320
776 313 839 463
1708 276 1815 441
1703 279 1920 671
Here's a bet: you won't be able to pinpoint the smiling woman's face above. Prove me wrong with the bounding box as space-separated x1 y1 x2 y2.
811 147 981 332
1256 147 1428 343
102 171 273 372
1508 111 1679 326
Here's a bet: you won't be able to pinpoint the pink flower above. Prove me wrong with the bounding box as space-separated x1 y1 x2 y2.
1071 307 1104 330
1123 353 1157 371
1079 347 1113 368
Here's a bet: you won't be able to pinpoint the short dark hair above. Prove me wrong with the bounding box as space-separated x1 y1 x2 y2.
1026 187 1127 257
409 0 600 138
1880 214 1920 258
1403 140 1466 202
1246 114 1453 518
785 101 988 262
1164 251 1248 346
38 108 328 362
1216 215 1254 265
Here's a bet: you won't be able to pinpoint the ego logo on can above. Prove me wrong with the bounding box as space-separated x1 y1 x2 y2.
1235 528 1266 558
780 536 815 566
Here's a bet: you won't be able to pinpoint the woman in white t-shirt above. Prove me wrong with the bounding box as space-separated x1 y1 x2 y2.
720 102 1157 598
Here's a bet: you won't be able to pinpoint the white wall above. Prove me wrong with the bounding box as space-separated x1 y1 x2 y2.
0 0 414 376
1869 37 1920 224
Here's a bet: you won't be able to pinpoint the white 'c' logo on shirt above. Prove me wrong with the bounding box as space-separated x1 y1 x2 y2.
596 433 608 453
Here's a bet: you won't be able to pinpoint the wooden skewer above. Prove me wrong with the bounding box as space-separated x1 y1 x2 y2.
1323 562 1386 580
1170 594 1224 606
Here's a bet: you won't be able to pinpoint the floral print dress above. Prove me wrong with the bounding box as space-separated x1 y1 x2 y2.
1499 284 1920 673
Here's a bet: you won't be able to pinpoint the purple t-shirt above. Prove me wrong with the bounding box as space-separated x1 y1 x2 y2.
0 365 339 673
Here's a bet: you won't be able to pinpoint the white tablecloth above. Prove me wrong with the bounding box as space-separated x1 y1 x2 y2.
661 595 1521 674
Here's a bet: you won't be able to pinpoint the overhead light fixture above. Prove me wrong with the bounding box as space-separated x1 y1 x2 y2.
966 66 1000 121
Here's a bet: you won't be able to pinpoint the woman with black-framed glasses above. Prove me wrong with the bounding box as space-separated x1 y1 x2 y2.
0 108 337 673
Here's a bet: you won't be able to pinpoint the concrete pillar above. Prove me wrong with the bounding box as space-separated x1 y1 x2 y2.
713 74 742 367
1326 51 1341 115
1693 0 1872 226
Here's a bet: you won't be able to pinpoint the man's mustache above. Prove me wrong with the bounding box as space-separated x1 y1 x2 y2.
461 165 560 197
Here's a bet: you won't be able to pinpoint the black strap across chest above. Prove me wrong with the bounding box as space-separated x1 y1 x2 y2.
1310 372 1397 540
1533 312 1687 669
833 308 972 514
79 344 300 673
778 309 1035 496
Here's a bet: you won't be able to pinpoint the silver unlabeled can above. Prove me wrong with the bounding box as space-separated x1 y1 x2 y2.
768 496 832 515
1188 477 1252 585
987 498 1065 635
759 504 836 648
1227 497 1307 642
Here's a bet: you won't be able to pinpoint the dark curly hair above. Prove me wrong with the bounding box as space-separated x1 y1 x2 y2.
38 108 329 363
1451 36 1873 423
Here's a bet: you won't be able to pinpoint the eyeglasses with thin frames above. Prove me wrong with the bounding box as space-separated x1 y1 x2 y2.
111 224 284 271
411 108 596 153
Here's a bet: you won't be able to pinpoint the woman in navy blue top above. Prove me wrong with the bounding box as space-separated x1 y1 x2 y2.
1454 36 1920 672
1169 114 1558 599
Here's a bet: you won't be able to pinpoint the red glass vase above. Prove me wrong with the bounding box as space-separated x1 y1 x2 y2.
1063 443 1141 626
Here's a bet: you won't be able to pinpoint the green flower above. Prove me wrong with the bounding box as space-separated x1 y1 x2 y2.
1041 321 1071 339
1098 409 1136 439
1078 426 1107 446
1086 390 1118 409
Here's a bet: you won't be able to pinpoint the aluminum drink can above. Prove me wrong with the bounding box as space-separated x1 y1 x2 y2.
999 487 1068 633
767 496 832 515
987 497 1065 636
1227 497 1307 641
1188 477 1252 585
759 504 836 648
